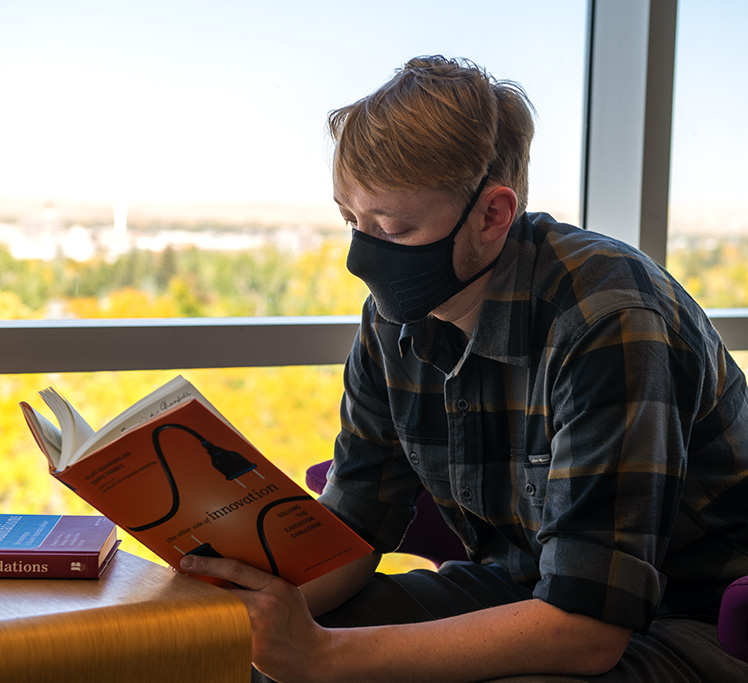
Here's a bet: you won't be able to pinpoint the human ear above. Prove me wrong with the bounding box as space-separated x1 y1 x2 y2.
479 186 517 244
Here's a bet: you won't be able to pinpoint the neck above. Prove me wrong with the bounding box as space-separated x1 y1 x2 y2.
432 270 492 337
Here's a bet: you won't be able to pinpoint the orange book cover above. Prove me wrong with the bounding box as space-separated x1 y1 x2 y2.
20 378 372 586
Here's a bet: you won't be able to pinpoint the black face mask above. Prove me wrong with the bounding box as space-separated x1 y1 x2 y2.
346 165 498 324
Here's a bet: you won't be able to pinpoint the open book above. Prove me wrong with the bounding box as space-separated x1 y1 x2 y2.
20 376 372 586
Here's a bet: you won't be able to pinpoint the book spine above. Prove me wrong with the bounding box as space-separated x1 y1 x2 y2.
0 552 99 579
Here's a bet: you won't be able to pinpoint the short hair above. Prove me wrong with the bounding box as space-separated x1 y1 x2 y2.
328 55 536 214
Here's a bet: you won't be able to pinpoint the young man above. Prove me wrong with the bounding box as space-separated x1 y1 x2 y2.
181 56 748 682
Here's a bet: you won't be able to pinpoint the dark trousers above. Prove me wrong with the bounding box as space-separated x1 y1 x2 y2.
253 561 748 682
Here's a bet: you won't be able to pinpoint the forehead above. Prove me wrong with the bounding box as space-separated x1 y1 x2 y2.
333 182 457 218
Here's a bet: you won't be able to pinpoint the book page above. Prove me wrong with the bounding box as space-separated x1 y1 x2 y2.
64 376 234 469
40 388 96 471
19 402 64 471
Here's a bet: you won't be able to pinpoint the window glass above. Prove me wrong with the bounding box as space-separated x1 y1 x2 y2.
0 0 587 319
667 0 748 308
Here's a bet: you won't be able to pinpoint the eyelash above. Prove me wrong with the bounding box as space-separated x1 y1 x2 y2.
341 215 409 241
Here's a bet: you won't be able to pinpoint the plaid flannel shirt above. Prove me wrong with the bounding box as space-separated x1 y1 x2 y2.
319 211 748 633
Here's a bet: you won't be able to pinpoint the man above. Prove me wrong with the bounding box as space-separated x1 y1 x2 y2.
181 56 748 682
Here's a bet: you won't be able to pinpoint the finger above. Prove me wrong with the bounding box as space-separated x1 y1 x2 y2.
180 554 275 590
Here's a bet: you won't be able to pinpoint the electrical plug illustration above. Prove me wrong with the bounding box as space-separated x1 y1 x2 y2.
127 423 260 532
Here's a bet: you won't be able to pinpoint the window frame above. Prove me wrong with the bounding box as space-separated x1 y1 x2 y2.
0 0 744 375
580 0 747 350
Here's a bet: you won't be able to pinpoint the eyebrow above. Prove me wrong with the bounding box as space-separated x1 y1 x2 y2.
332 196 399 218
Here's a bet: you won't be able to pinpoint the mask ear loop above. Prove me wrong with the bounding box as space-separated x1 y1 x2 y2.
447 115 503 285
449 108 502 243
448 160 495 242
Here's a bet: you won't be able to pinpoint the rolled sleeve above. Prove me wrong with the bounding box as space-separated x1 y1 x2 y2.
534 537 666 631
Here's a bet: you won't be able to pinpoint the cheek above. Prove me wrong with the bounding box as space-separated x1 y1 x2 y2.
452 226 484 280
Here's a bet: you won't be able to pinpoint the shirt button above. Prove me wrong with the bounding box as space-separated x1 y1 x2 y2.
408 452 420 465
461 487 473 502
525 483 536 496
457 398 470 413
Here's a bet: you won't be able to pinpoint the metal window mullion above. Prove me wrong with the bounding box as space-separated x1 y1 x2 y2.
0 312 744 376
0 317 361 374
581 0 677 267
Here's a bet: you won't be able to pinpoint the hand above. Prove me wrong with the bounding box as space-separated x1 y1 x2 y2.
180 554 331 683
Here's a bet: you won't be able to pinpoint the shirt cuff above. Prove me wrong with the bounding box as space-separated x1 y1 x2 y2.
533 535 666 633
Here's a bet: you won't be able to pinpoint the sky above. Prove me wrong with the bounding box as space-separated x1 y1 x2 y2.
670 0 748 222
0 0 587 219
0 0 745 226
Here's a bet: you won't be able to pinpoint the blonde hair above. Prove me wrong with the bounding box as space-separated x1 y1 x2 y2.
328 55 536 213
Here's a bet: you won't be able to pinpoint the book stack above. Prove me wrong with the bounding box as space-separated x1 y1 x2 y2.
0 514 119 579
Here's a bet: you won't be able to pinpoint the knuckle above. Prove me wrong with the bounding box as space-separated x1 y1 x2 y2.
224 558 248 576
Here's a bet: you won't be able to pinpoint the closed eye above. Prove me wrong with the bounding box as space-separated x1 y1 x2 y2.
341 215 358 230
336 202 415 241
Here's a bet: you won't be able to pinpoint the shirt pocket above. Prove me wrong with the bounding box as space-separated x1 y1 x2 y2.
520 453 551 508
397 432 452 503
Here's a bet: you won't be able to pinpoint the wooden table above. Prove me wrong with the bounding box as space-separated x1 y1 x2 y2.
0 550 252 683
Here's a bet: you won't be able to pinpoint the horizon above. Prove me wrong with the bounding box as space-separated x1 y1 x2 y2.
1 1 745 236
0 194 744 240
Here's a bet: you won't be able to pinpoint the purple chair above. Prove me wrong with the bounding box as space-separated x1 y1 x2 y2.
306 460 467 567
719 575 748 663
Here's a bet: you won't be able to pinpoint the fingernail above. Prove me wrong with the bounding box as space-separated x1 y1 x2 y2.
180 555 196 570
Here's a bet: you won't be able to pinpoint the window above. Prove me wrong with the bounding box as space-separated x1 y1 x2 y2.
0 0 587 320
667 0 748 310
580 0 747 351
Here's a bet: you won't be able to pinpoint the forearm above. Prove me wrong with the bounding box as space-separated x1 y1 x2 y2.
300 551 381 617
179 554 632 683
314 598 631 683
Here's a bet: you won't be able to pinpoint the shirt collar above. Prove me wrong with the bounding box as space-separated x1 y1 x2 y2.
398 212 535 368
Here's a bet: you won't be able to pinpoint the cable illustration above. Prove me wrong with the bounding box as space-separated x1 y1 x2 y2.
128 423 258 532
126 423 318 580
255 495 313 576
